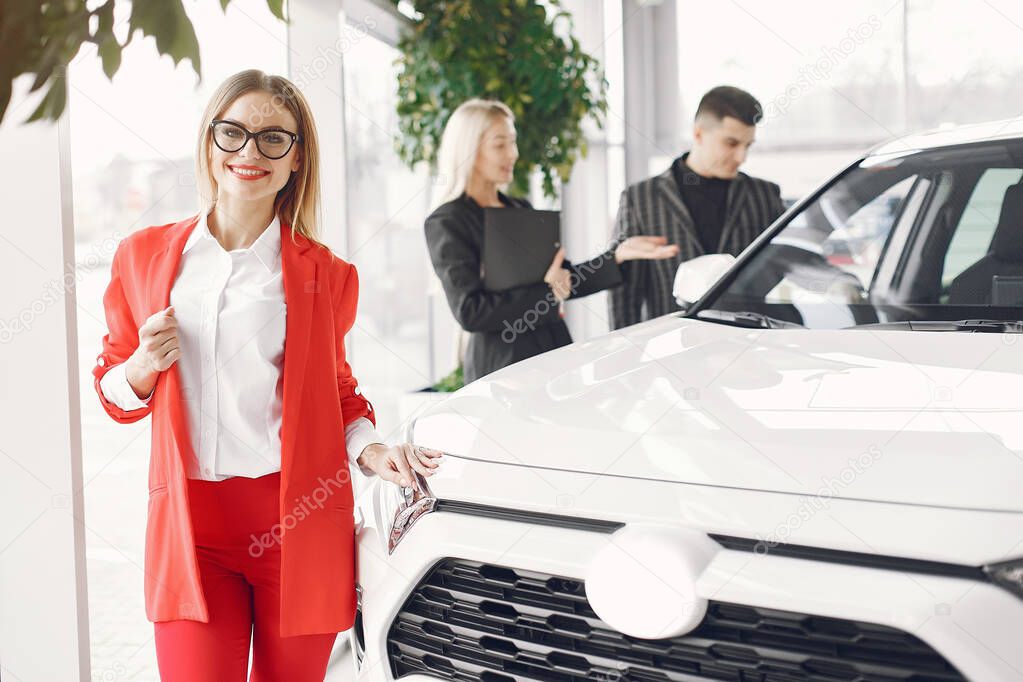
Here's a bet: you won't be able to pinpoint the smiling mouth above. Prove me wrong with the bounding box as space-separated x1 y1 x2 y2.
227 164 270 179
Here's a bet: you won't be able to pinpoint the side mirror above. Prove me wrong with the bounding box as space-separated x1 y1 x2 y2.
673 254 736 307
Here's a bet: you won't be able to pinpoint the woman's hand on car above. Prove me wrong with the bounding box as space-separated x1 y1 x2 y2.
544 247 573 301
358 443 444 488
614 236 680 264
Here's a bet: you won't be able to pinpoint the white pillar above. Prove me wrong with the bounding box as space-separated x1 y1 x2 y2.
622 0 681 183
560 0 616 341
288 0 347 256
0 76 91 682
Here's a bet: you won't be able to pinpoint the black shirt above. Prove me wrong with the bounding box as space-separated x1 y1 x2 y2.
671 153 732 253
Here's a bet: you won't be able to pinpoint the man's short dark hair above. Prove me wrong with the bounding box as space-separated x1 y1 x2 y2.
695 86 763 126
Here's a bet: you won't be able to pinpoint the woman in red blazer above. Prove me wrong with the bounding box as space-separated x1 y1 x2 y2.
92 70 442 681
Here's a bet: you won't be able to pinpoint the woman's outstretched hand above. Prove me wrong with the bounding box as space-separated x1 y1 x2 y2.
357 443 444 488
614 236 680 264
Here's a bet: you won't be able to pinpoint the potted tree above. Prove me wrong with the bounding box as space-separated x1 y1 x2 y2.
392 0 608 401
1 0 287 124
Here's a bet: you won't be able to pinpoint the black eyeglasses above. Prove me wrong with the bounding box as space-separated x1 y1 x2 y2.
210 119 302 160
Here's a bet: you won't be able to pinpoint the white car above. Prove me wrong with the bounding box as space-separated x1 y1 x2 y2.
350 120 1023 682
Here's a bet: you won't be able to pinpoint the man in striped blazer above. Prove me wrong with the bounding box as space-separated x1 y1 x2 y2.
609 86 787 329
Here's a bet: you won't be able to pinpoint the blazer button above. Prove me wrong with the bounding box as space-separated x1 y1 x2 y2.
98 357 105 366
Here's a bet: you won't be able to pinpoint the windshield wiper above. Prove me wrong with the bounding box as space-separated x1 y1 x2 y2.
850 319 1023 333
696 309 805 329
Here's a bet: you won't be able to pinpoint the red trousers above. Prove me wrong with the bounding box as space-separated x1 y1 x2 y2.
153 471 337 681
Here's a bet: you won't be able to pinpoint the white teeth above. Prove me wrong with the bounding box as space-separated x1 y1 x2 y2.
230 166 268 177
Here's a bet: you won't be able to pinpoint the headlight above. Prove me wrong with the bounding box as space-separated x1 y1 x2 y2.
388 470 436 554
387 414 437 554
985 559 1023 600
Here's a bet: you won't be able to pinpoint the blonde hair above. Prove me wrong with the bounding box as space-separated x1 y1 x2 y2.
196 69 327 252
435 99 515 206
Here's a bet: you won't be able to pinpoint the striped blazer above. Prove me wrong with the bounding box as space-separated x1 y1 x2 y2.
608 165 786 329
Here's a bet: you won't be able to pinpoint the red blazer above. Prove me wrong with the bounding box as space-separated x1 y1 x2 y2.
92 215 375 637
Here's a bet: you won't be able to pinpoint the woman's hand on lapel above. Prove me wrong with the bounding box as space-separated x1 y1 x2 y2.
124 305 180 400
357 443 444 488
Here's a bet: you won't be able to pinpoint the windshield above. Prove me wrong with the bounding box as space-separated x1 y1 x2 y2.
698 141 1023 329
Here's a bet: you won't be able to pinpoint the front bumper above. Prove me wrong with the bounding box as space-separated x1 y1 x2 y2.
349 462 1023 681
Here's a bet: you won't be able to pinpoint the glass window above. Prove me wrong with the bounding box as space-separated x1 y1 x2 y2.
698 142 1023 329
342 31 435 433
765 175 915 310
943 167 1023 286
675 0 904 149
906 0 1023 130
672 0 1023 201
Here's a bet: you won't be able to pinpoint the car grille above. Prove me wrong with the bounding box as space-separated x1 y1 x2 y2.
386 558 966 682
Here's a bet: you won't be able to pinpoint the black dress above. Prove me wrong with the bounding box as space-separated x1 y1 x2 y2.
425 191 624 383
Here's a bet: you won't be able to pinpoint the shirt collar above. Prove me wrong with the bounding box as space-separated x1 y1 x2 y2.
183 211 282 272
672 152 742 187
460 190 516 212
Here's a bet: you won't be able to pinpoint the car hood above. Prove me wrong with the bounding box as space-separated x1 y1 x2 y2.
413 315 1023 512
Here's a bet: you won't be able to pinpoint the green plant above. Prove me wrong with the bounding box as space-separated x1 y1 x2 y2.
393 0 608 198
431 365 464 392
0 0 285 125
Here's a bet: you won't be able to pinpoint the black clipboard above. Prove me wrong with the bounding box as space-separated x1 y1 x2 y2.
482 208 562 291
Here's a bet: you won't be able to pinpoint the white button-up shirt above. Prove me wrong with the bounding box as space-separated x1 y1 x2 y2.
99 212 382 480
